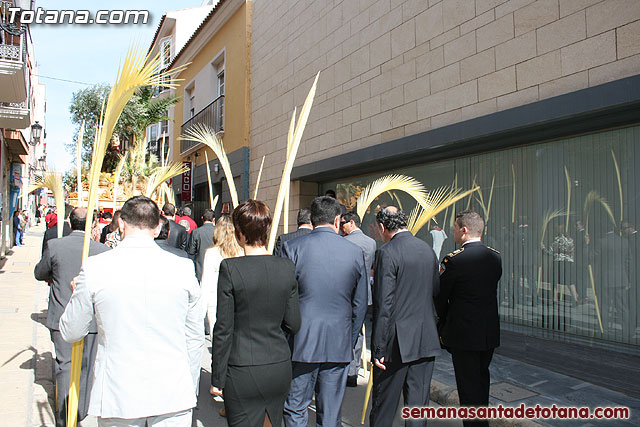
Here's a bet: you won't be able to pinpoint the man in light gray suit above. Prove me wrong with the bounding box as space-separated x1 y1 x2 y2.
34 208 110 427
282 196 368 427
340 211 377 386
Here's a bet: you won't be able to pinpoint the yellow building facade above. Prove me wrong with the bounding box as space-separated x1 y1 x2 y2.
147 0 252 219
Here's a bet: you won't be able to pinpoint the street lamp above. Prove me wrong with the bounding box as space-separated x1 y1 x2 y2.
29 121 42 146
37 156 46 171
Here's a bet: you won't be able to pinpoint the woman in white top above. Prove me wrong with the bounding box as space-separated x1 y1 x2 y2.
200 215 243 330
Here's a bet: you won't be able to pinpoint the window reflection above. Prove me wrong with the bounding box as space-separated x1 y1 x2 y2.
322 126 640 347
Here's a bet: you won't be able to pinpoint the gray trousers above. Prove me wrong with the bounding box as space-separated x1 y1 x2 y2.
283 362 349 427
349 309 372 377
50 330 97 427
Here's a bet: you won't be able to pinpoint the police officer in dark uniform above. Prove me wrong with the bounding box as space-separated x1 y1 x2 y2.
435 211 502 427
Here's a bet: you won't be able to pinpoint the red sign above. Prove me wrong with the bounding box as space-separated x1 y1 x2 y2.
181 161 192 202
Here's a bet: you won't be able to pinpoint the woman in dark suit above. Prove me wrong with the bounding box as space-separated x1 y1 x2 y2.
211 199 301 426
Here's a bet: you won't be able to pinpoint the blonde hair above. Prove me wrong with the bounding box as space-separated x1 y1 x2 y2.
214 215 243 258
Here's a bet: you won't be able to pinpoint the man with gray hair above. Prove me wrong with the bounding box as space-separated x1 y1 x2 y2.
370 206 441 427
435 210 502 427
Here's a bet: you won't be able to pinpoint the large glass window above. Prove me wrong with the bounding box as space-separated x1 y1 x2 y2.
322 126 640 347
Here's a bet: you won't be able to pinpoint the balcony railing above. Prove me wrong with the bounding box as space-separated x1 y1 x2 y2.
180 95 224 154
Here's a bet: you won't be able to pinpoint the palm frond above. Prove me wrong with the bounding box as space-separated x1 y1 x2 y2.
611 149 623 225
145 161 189 198
253 155 265 199
180 123 238 207
28 172 65 238
356 174 428 219
584 190 616 234
83 46 186 258
540 208 566 245
112 153 127 212
267 73 320 252
407 186 480 235
564 167 571 231
204 151 215 210
76 121 85 207
159 181 176 206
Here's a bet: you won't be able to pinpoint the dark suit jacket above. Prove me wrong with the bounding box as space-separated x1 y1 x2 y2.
187 222 215 281
345 228 377 305
372 231 441 363
595 232 630 287
156 240 190 259
435 241 502 351
211 255 301 388
34 230 110 331
167 219 188 251
282 226 368 363
273 227 312 257
42 221 72 253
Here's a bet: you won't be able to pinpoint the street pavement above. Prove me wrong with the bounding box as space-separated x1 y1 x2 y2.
2 223 638 426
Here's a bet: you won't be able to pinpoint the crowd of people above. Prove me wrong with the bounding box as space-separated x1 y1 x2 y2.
32 194 501 427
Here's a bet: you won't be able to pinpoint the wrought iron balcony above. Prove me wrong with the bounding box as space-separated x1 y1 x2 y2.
180 95 224 154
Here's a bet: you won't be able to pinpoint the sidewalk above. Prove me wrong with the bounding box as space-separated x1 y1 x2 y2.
0 222 56 426
2 224 638 426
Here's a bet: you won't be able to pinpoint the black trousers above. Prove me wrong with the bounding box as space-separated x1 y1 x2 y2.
450 348 494 427
370 340 435 427
50 330 97 427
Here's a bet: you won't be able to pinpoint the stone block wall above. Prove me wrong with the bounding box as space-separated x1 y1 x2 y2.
250 0 640 229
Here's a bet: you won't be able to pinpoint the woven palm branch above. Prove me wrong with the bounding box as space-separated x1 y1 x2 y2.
204 151 215 209
145 161 189 198
29 172 65 238
282 107 297 235
564 167 571 231
407 186 480 235
253 155 266 199
69 47 187 427
159 181 176 206
112 153 127 212
474 176 495 233
356 174 428 220
76 121 85 207
611 149 623 225
180 123 238 208
267 73 320 252
540 208 566 246
584 190 616 234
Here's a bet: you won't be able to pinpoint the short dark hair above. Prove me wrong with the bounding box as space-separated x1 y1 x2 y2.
102 211 113 220
325 189 337 198
182 206 192 217
121 196 160 230
297 208 311 226
455 210 484 237
376 206 408 232
341 211 361 228
69 208 87 231
161 203 176 216
310 196 342 227
232 199 271 246
202 209 215 222
64 203 74 219
156 216 170 240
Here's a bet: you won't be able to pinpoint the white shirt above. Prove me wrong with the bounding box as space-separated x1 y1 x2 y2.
430 229 447 259
59 235 204 419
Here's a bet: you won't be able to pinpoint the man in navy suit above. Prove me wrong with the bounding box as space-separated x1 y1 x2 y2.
282 196 368 427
